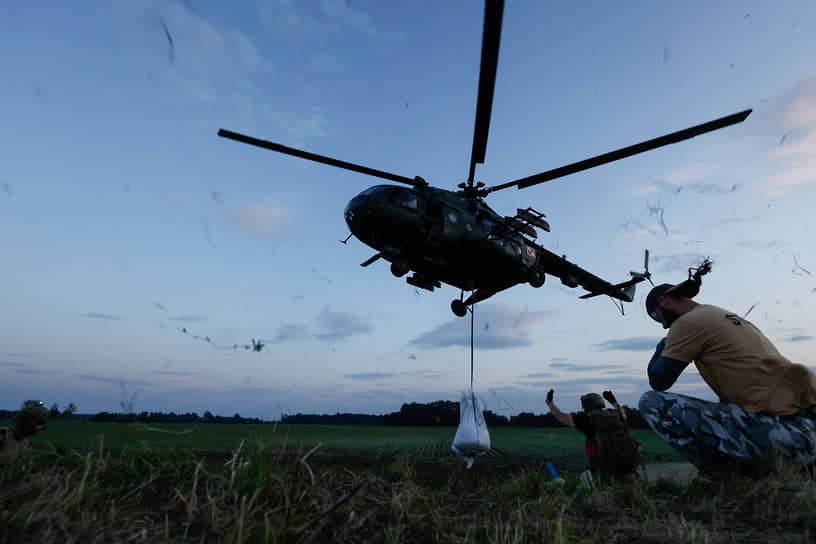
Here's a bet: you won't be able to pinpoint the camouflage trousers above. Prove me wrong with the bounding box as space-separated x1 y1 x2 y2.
638 391 816 470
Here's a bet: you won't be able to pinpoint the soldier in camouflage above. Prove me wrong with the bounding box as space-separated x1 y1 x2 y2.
0 401 50 460
639 260 816 473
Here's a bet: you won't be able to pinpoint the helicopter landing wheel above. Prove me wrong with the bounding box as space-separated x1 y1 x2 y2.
451 299 468 317
528 270 545 288
390 260 409 277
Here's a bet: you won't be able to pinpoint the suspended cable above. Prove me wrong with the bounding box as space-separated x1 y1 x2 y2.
469 303 475 390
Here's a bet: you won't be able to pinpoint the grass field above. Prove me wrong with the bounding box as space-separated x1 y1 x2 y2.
4 420 815 542
11 419 684 473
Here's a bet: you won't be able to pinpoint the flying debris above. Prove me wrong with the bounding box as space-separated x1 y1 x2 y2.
780 133 788 145
160 17 174 63
792 255 812 276
200 216 215 247
744 302 759 318
0 181 11 197
646 201 669 236
311 267 333 283
512 305 529 328
211 190 225 203
154 302 168 312
179 328 265 352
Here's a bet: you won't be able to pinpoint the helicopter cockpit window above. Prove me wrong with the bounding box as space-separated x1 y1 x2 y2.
360 185 394 199
392 188 418 210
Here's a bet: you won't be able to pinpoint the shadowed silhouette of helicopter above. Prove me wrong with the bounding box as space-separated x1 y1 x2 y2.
218 0 751 317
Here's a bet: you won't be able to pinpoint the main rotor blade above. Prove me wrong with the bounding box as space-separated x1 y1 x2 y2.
487 109 752 193
218 129 417 186
467 0 504 183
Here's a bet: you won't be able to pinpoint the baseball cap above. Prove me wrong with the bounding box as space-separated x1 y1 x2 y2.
645 279 702 321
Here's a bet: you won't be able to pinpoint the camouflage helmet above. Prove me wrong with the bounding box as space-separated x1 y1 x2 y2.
580 393 605 413
15 402 50 436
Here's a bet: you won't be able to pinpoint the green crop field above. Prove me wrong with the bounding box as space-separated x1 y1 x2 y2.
7 419 683 473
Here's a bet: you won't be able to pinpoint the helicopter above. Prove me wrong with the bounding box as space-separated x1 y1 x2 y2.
218 0 751 317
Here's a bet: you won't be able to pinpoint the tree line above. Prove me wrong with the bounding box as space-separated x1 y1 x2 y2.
2 401 649 429
281 400 649 429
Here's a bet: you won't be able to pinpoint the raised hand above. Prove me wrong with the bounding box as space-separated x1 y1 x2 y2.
602 390 617 405
546 389 554 405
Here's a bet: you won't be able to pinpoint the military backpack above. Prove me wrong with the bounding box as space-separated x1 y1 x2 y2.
588 408 641 478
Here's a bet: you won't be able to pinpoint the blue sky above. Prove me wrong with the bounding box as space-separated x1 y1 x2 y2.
2 0 815 420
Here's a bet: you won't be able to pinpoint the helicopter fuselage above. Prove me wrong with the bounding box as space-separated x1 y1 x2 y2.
344 184 540 296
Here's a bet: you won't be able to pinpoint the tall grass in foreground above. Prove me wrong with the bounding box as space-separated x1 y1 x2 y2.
2 438 816 543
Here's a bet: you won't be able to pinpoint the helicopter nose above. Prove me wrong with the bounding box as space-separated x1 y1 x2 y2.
344 195 364 230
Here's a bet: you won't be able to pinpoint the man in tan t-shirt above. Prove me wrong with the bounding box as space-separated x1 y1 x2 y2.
638 261 816 473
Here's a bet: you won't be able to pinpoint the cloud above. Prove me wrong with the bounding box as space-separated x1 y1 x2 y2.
786 335 814 342
258 0 375 35
315 307 373 342
81 312 124 321
270 324 309 342
310 52 342 73
409 303 560 350
258 0 323 34
0 362 24 367
219 199 290 240
149 370 210 376
549 362 628 371
153 2 273 103
344 372 397 382
166 314 208 323
593 337 661 352
14 369 61 375
784 82 816 127
79 375 155 387
632 164 737 199
263 106 328 140
649 252 708 275
265 312 371 344
523 372 553 378
320 0 376 34
400 369 454 380
758 77 816 195
662 163 720 185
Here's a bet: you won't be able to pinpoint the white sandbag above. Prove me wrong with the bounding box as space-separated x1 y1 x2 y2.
451 390 491 468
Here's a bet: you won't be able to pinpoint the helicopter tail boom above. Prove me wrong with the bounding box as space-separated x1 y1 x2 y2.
578 250 651 302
